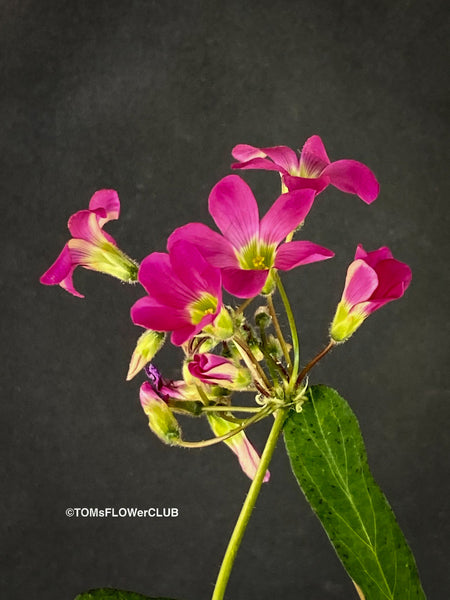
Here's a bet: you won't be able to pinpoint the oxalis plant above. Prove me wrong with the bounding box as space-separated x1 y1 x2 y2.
41 136 426 600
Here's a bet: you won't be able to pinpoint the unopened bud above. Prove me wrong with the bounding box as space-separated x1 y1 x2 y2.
126 330 166 380
248 339 264 362
254 306 272 329
266 334 284 359
188 353 251 390
212 306 234 339
140 382 181 445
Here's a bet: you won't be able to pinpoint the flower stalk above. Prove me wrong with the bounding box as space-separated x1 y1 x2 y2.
211 408 288 600
273 272 300 390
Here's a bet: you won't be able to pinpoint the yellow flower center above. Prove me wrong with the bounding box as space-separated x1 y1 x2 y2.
189 293 218 325
238 238 275 271
252 255 267 269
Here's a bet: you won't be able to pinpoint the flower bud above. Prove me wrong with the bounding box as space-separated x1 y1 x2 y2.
126 330 166 380
247 340 264 362
188 354 251 390
254 306 272 329
330 245 411 343
209 306 234 340
140 382 181 445
266 334 284 360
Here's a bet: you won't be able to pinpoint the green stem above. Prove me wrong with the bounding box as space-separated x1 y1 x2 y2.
233 336 272 394
274 272 300 391
201 405 263 413
266 294 292 371
177 407 271 449
236 296 255 314
211 408 288 600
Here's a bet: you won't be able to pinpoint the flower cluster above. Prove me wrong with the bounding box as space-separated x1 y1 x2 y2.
40 135 411 481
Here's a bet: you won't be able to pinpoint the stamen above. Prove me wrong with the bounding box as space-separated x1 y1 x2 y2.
252 255 266 269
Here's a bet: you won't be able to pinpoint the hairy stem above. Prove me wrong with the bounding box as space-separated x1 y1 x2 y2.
274 272 300 391
233 335 272 394
296 340 335 384
236 296 255 314
211 408 288 600
201 405 263 413
177 407 271 448
267 294 292 370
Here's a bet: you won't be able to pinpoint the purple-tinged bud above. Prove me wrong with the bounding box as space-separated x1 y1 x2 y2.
139 382 181 445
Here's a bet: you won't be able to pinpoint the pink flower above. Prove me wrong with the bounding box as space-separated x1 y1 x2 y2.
189 353 237 384
168 175 334 298
207 414 270 482
188 353 251 389
330 244 412 341
40 189 138 297
232 135 379 204
131 240 223 346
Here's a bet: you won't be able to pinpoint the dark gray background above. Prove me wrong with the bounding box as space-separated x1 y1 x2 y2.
2 1 448 599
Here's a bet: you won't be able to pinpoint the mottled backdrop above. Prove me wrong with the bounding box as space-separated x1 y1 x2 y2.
1 1 448 599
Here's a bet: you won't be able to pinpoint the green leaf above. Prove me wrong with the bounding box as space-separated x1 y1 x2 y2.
74 589 180 600
283 385 426 600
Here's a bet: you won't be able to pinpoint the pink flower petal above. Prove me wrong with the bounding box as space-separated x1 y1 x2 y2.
208 175 260 251
68 210 112 245
370 259 412 301
231 156 288 173
232 144 299 174
207 414 270 482
231 144 267 162
59 269 84 298
168 223 238 269
274 241 334 271
171 324 199 346
40 244 84 298
88 189 120 227
322 159 379 204
226 430 270 482
259 189 316 244
354 244 393 267
67 238 104 271
282 173 330 194
138 252 195 309
259 145 300 173
131 297 189 332
342 259 379 308
221 267 269 298
169 240 222 300
40 244 72 286
299 135 331 176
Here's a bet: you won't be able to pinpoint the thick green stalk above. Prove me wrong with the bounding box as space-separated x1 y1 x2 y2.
211 409 288 600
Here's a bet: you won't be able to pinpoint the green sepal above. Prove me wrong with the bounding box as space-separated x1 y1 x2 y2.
283 384 426 600
74 589 180 600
